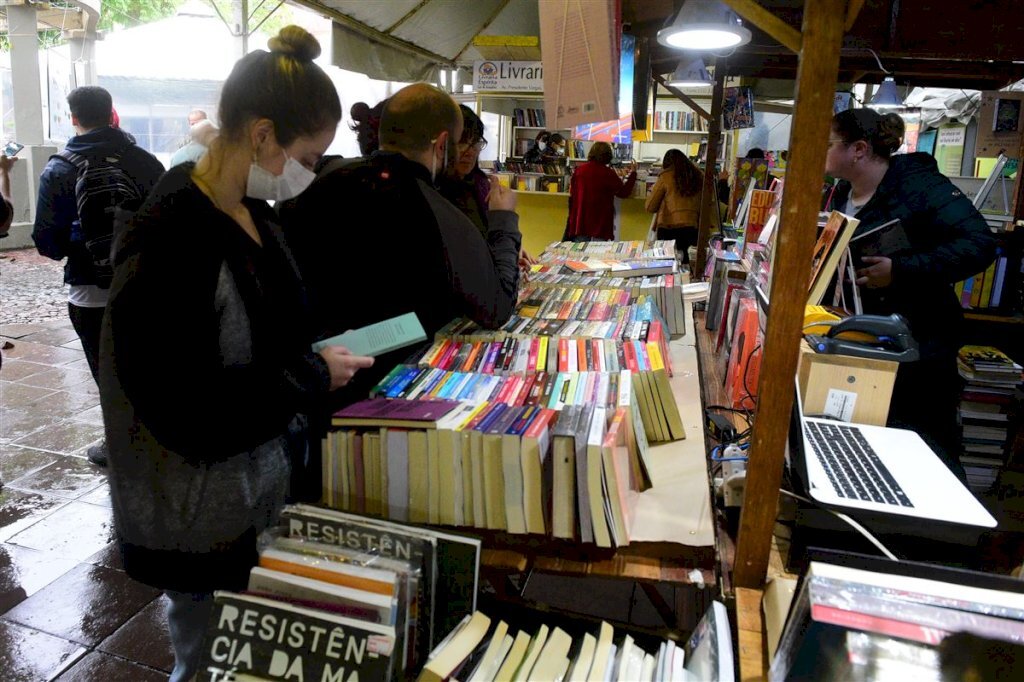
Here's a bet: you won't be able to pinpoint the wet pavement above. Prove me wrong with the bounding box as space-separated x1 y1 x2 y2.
1 248 174 680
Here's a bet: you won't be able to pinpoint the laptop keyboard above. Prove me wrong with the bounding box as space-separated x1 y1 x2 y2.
804 421 914 507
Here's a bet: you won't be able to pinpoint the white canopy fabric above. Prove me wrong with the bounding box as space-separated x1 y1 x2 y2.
307 0 540 81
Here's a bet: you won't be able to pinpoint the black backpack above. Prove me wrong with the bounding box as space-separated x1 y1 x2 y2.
54 145 145 288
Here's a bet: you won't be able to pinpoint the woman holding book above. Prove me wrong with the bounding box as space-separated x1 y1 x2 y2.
98 26 373 681
645 148 703 264
824 107 996 480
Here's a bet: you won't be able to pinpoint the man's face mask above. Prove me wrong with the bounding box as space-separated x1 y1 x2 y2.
430 133 458 185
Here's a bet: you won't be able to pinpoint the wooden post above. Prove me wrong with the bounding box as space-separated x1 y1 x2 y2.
733 0 847 589
694 60 726 277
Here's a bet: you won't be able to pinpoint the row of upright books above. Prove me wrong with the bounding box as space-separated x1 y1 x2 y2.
956 250 1013 310
196 504 481 681
325 393 650 548
653 110 707 132
512 107 546 127
957 344 1023 492
418 601 733 682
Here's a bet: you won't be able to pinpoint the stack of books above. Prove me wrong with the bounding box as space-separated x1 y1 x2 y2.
323 382 655 548
417 601 732 682
195 504 480 681
957 345 1023 492
772 551 1024 681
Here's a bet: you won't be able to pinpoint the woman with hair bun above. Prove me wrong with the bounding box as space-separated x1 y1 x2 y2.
824 107 996 481
98 26 374 680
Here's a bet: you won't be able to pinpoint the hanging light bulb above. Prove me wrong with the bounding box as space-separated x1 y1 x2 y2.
667 56 713 88
870 76 904 108
656 0 752 51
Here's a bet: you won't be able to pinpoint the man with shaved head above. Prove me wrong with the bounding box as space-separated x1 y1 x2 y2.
283 82 522 457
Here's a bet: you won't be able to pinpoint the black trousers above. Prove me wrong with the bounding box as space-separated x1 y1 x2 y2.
68 303 105 381
655 225 698 264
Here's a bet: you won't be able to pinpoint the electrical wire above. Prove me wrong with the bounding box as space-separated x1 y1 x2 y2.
779 489 899 561
865 48 892 75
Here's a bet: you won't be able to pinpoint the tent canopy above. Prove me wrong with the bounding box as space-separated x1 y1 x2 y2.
290 0 539 82
297 0 1024 91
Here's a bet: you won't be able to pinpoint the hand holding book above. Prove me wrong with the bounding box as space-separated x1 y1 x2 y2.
855 256 893 289
319 347 374 390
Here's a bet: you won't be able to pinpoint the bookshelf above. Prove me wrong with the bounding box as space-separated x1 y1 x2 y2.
510 125 572 158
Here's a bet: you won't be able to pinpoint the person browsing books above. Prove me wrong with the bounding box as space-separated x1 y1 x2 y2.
284 83 522 420
97 27 374 682
645 148 703 264
439 105 536 270
824 107 996 480
564 141 637 241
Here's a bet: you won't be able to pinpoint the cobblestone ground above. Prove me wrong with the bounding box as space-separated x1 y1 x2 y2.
0 247 68 325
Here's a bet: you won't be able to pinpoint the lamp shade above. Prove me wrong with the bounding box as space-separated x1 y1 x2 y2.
667 57 713 87
656 0 752 51
870 77 904 108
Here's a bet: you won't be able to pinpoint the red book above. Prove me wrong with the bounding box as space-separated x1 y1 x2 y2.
622 340 638 371
513 373 537 406
526 337 539 373
557 338 570 372
438 341 461 370
810 603 948 646
591 339 604 372
527 372 549 406
427 339 452 367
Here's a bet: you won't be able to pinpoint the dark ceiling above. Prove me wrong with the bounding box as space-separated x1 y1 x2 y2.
624 0 1024 91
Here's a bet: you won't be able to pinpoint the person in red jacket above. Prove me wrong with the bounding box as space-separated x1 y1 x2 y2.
564 141 637 241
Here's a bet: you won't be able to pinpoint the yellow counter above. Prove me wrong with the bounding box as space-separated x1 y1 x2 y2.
513 191 652 257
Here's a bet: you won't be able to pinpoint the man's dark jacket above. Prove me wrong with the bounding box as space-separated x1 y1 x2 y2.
32 126 164 285
283 151 522 410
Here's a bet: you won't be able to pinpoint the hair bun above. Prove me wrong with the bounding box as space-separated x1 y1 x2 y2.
268 25 321 62
878 111 905 153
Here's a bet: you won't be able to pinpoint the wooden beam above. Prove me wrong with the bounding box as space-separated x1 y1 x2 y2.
652 74 711 120
721 0 802 54
694 61 726 277
845 0 865 31
733 0 847 589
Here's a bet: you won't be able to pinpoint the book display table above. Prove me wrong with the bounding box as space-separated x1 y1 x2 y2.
477 308 718 636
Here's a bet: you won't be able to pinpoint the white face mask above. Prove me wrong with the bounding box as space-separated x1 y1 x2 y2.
247 151 316 201
538 141 547 151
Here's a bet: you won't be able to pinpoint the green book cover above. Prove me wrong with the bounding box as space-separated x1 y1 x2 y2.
311 312 427 356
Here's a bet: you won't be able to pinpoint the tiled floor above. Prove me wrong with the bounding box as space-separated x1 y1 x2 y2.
1 320 175 681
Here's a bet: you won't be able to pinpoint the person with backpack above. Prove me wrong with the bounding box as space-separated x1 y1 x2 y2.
32 85 164 466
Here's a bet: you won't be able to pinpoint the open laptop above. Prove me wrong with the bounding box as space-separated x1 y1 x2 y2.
788 380 996 528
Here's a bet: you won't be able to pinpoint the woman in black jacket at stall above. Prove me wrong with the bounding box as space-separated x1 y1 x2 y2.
824 108 996 481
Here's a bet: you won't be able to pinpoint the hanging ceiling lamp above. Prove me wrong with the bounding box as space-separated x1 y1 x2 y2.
656 0 752 51
869 76 905 108
667 56 713 88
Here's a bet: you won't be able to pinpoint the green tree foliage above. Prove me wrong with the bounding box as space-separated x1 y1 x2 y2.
99 0 183 31
2 0 292 51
